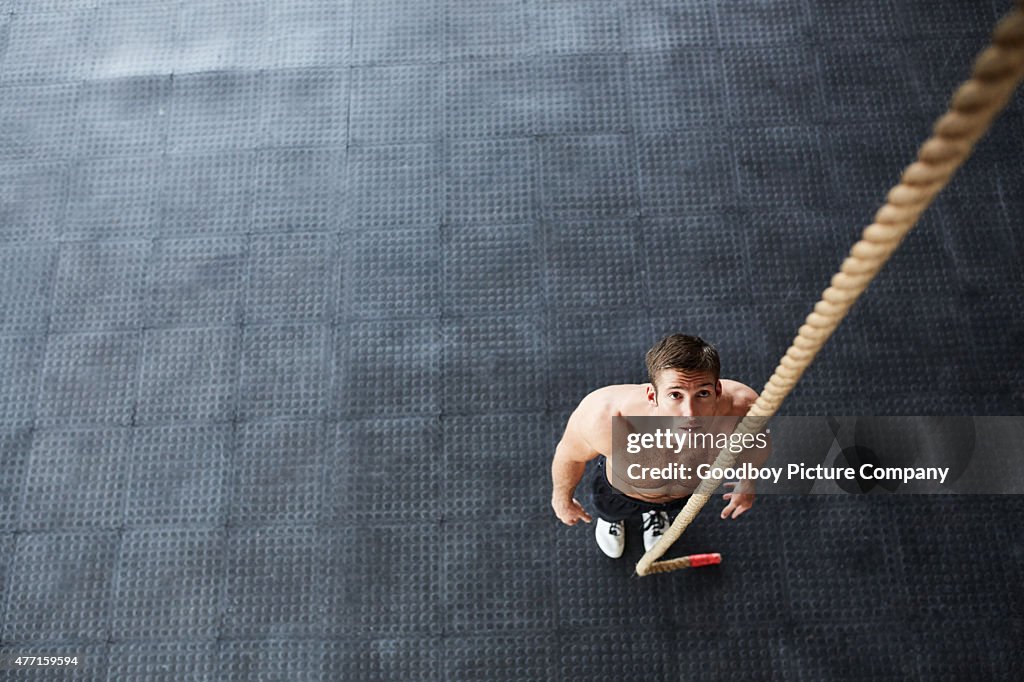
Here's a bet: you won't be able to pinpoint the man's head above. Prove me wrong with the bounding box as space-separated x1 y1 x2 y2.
645 334 721 417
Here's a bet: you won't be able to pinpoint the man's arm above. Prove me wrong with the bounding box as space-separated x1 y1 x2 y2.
550 393 607 526
721 383 764 520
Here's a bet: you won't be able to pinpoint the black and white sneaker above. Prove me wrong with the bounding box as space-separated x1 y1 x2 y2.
641 511 669 551
595 517 625 558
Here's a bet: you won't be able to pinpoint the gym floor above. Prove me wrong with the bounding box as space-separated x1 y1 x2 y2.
0 0 1021 679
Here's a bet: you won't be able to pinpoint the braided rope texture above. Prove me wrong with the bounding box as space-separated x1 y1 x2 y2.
637 1 1024 577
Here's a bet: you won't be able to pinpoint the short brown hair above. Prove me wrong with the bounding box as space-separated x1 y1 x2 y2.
645 334 720 387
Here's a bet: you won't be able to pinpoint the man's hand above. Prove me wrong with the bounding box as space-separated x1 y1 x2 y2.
552 497 592 526
720 480 756 519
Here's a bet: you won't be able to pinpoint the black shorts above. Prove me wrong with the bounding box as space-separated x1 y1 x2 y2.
590 456 690 522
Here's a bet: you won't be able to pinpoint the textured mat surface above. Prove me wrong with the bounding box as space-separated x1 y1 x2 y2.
0 0 1022 679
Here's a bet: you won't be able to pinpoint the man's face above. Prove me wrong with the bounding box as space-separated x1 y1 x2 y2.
646 369 721 421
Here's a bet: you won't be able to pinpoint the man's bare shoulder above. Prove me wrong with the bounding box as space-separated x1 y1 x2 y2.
576 384 648 419
567 384 647 447
569 385 638 432
720 379 759 416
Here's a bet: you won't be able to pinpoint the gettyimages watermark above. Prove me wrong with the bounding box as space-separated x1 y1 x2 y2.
611 416 1024 495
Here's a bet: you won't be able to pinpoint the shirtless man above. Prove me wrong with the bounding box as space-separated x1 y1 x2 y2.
551 334 762 558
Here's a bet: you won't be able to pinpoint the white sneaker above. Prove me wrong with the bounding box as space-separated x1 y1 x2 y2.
595 518 625 558
642 511 669 551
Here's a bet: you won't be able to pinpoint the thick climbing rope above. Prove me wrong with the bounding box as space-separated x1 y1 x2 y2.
636 1 1024 577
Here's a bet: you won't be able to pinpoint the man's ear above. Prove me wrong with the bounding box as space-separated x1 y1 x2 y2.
646 383 658 405
715 380 723 397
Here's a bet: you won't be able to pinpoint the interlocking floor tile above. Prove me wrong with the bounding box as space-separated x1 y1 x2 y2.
351 0 443 64
445 520 556 633
805 0 903 44
649 214 753 296
722 45 826 126
533 55 629 134
111 528 224 639
91 2 179 80
0 161 67 242
545 218 645 310
107 642 219 682
222 526 323 638
909 618 1018 680
324 638 440 682
540 134 638 219
63 155 160 240
621 0 717 51
820 118 928 209
0 336 44 426
323 418 442 522
896 498 1015 618
158 151 254 236
219 640 325 682
336 319 441 417
894 0 999 38
0 9 95 85
446 139 536 225
532 0 622 55
786 622 920 681
126 424 230 527
345 226 440 319
819 42 925 122
265 1 351 69
50 240 150 332
732 125 829 210
637 129 738 214
166 72 262 152
74 76 170 156
445 1 529 60
442 315 545 414
175 2 268 73
36 332 139 427
943 112 1024 202
445 60 534 138
136 327 238 423
3 531 119 641
443 413 550 520
259 69 348 147
346 144 442 228
561 631 674 680
938 191 1021 291
628 49 726 131
0 83 79 161
0 428 31 531
443 634 556 681
349 63 442 145
146 236 246 327
325 523 441 637
744 207 850 308
232 420 323 525
545 311 653 409
9 0 98 14
715 0 814 46
0 242 56 337
245 232 334 322
443 222 544 316
251 149 343 234
905 35 990 116
238 324 330 420
782 502 907 621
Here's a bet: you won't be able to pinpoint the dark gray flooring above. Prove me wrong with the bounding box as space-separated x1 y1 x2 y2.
0 0 1022 679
